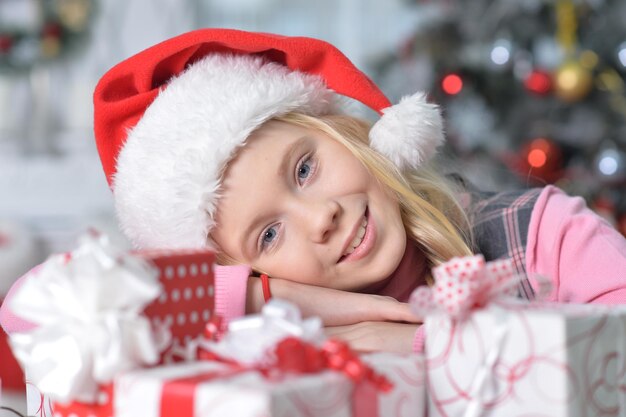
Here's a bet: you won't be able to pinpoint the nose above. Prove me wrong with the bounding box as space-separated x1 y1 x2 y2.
295 198 341 243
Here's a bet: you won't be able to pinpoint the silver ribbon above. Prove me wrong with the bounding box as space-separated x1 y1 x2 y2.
8 232 170 404
462 305 512 417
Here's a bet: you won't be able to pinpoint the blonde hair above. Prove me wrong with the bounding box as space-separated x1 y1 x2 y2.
273 112 473 279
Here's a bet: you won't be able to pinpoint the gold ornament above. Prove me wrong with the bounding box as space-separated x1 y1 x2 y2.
56 0 91 31
554 60 593 102
579 50 598 70
596 69 626 116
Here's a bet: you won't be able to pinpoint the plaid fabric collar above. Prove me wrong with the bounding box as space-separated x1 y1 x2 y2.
468 187 542 301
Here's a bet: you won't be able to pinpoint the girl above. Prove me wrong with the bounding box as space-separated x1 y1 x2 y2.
2 29 626 353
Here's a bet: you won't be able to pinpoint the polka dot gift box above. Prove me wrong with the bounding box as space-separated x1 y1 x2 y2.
141 248 216 360
6 232 215 417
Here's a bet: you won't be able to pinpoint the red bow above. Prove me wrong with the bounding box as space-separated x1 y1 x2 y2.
275 338 393 391
198 335 392 392
162 336 391 417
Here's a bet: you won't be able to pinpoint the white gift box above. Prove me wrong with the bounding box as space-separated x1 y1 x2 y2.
111 353 425 417
116 361 353 417
364 353 426 417
424 302 626 417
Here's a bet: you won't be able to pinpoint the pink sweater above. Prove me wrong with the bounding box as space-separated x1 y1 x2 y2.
2 186 626 351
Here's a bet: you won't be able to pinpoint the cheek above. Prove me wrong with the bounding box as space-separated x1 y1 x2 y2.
257 242 324 284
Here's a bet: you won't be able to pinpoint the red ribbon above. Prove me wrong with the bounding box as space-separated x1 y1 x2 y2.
199 336 392 391
160 366 246 417
162 336 393 417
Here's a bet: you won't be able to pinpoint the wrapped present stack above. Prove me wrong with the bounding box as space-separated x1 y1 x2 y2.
7 231 217 416
10 231 625 416
5 232 427 417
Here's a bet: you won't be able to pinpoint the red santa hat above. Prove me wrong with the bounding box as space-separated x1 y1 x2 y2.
94 28 444 249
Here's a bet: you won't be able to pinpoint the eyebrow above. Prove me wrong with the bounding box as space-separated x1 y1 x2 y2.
277 136 309 178
238 136 309 259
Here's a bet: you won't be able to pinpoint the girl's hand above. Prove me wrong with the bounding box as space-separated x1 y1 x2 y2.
247 276 420 326
325 322 419 354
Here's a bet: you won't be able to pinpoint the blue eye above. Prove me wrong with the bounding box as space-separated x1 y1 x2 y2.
296 155 316 185
298 162 310 179
261 226 278 248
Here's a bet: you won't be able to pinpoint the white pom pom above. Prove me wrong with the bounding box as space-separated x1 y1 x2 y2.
369 92 444 170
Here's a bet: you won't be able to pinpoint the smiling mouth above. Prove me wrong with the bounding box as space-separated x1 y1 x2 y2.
344 216 367 256
338 207 370 263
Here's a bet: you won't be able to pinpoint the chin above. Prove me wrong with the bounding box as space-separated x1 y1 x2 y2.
375 251 404 282
379 238 407 278
351 235 407 290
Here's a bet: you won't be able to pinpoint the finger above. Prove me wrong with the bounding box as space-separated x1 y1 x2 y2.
394 302 423 323
377 300 422 323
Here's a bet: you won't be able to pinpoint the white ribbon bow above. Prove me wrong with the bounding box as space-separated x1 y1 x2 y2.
200 299 324 365
8 232 169 404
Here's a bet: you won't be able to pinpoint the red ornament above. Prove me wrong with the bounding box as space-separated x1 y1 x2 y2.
521 137 563 183
442 73 463 95
593 196 615 213
0 35 13 54
41 22 63 39
592 196 617 226
524 70 552 95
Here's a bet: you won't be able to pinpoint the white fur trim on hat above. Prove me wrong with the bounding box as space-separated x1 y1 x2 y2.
113 54 334 249
369 92 444 170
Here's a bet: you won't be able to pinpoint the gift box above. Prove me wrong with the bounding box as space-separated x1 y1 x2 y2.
139 248 216 360
48 249 216 417
55 299 426 417
110 352 425 417
411 255 626 417
13 235 427 417
424 303 626 417
0 301 25 391
25 380 55 417
115 361 354 417
5 233 216 416
363 352 426 417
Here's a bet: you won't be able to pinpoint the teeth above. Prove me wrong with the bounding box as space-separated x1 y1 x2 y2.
344 216 368 255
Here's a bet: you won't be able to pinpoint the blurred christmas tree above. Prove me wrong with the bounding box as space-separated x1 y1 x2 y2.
0 0 94 73
0 0 95 153
372 0 626 236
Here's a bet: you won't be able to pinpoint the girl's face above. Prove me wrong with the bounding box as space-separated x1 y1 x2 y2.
212 120 406 291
